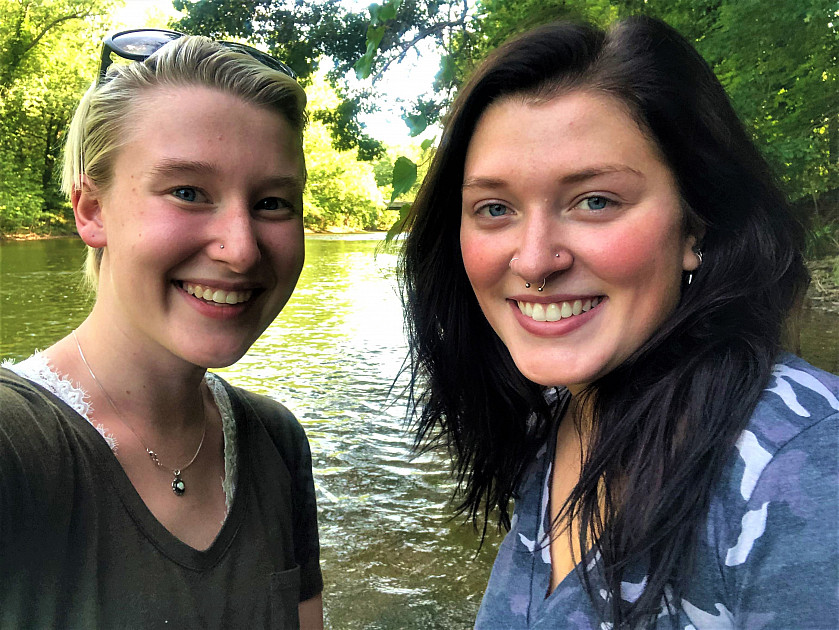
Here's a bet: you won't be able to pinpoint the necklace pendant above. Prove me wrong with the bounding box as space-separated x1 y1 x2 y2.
172 472 186 496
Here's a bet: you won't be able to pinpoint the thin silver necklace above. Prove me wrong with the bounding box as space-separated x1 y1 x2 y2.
72 330 207 496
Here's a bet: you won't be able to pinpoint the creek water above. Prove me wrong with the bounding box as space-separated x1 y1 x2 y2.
1 236 837 628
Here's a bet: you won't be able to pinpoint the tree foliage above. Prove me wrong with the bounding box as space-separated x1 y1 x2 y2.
174 0 837 231
303 74 394 231
0 0 111 234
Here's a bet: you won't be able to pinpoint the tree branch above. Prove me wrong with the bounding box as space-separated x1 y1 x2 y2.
372 11 469 81
21 10 91 57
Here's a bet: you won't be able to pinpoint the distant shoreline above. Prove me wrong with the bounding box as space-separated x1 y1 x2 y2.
2 232 836 313
1 229 387 241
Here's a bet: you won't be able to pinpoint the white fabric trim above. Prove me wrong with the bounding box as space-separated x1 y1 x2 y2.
3 355 238 511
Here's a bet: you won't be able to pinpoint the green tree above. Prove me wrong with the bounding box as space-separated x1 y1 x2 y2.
0 0 112 234
172 0 838 241
303 73 387 231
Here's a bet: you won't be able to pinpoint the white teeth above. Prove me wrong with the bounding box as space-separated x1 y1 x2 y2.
185 283 253 305
516 297 602 322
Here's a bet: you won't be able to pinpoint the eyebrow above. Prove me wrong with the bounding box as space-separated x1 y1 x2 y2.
148 159 304 189
462 165 644 190
148 159 219 178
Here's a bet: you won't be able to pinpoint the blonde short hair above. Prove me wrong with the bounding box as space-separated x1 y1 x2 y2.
62 35 307 290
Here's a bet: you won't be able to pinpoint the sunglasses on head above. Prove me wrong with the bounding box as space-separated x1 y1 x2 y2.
98 28 297 84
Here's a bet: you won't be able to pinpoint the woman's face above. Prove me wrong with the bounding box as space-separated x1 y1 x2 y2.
460 91 699 393
81 85 305 369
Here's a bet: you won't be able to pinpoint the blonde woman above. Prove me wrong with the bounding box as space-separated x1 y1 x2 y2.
0 31 322 628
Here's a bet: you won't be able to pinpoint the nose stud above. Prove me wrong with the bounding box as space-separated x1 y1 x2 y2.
219 244 225 249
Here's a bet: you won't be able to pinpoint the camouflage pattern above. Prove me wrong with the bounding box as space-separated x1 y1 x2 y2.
476 354 839 629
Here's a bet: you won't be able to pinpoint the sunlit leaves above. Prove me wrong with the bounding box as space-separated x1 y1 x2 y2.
390 156 418 202
354 0 403 79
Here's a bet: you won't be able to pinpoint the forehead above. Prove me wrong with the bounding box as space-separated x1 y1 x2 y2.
464 90 665 174
119 85 303 175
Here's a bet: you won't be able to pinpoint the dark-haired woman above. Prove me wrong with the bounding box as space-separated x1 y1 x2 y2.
400 16 838 629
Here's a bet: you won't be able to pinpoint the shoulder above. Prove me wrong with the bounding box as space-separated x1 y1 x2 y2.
750 353 838 446
210 375 311 463
729 355 838 503
0 367 74 437
698 357 838 610
679 358 839 626
720 354 837 505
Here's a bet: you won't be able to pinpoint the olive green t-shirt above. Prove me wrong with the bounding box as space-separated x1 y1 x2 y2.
0 369 321 629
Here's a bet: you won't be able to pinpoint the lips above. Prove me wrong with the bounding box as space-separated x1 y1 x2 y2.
516 296 603 322
184 282 253 305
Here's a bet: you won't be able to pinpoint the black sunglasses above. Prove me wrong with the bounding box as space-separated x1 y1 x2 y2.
98 28 296 84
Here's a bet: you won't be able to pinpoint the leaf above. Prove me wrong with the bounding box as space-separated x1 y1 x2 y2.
420 137 435 151
436 54 455 85
354 24 386 79
368 3 383 26
391 156 417 202
385 202 411 243
404 112 428 137
378 0 402 23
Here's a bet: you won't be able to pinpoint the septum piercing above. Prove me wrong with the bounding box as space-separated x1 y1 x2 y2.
510 255 556 291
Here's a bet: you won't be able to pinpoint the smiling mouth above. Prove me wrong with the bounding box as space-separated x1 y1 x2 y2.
182 282 254 305
516 297 603 322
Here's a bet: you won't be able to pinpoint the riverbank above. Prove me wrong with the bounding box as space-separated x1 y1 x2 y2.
3 232 838 313
807 256 839 311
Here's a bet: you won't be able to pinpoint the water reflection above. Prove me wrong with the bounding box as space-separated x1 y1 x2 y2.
216 236 501 628
1 236 837 629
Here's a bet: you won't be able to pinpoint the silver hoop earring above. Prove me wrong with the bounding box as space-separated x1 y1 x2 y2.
686 249 703 285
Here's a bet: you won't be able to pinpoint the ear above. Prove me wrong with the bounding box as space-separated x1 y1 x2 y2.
73 177 107 248
682 233 700 272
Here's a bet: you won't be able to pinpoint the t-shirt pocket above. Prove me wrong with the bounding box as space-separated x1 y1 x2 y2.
270 565 301 629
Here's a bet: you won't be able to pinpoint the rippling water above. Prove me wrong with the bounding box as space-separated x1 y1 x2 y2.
0 236 501 629
1 236 837 628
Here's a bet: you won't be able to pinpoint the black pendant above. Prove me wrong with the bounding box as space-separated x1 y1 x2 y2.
172 475 186 496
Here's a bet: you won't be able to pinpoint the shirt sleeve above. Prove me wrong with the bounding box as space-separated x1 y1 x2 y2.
289 419 323 601
722 412 839 629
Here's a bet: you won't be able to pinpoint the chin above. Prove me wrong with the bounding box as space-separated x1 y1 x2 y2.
513 357 601 392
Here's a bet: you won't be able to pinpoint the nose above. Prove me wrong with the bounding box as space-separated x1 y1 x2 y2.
509 211 572 288
209 204 261 272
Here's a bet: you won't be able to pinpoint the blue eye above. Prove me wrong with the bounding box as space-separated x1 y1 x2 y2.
579 196 610 210
172 187 198 202
479 203 509 217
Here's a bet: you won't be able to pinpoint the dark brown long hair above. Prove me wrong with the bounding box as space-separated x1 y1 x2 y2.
399 16 808 627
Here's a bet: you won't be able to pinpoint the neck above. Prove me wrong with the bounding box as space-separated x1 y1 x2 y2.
46 317 208 433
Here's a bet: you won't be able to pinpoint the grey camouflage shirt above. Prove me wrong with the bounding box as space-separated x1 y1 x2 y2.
476 354 839 629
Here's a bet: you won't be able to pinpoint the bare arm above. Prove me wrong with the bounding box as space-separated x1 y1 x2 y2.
299 593 323 630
